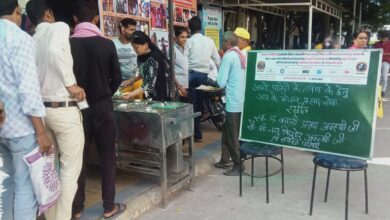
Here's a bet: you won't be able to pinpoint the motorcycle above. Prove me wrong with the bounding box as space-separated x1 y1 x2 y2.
197 87 226 131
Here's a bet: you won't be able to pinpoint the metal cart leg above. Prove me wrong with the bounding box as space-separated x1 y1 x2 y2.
188 136 194 190
161 148 168 208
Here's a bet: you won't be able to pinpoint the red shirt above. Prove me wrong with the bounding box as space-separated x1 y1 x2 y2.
382 41 390 63
373 41 384 49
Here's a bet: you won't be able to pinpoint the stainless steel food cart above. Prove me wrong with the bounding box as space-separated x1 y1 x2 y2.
113 100 199 207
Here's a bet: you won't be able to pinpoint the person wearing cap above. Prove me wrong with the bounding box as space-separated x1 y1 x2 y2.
215 31 246 176
234 27 251 52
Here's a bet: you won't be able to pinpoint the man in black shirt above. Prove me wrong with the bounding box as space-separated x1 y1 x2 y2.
70 0 125 219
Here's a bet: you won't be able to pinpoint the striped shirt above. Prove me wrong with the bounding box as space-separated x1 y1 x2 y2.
0 19 45 138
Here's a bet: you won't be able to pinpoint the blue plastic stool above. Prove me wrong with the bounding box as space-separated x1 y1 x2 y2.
239 142 284 203
309 154 368 220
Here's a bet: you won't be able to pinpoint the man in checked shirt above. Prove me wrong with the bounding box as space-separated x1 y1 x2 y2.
0 101 4 126
0 1 52 220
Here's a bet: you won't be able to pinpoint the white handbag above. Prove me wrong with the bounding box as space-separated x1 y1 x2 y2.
23 146 61 215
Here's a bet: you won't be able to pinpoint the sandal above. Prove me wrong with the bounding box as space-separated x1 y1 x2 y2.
71 211 83 220
103 203 127 219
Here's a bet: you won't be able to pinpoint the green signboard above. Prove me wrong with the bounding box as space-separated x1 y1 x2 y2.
240 50 382 159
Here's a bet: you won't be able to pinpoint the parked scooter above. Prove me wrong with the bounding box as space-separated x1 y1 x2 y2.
197 87 226 131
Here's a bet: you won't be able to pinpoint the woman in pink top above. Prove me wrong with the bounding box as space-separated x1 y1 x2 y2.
350 29 369 49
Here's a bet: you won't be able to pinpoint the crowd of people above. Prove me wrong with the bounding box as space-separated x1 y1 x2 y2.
1 0 124 219
1 0 389 219
314 28 390 97
116 15 251 176
0 0 249 218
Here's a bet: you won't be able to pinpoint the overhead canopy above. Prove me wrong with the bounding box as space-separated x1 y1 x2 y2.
222 0 344 19
221 0 345 49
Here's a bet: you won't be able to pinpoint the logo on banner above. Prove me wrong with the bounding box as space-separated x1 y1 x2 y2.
257 61 265 72
356 62 368 74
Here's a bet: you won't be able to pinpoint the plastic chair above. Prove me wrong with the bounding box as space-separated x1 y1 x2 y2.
239 142 284 203
309 153 368 220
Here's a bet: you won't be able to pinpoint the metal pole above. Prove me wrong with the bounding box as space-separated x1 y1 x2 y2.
168 0 176 100
222 10 225 33
339 13 343 48
358 1 362 29
352 0 356 34
283 15 286 49
308 5 313 49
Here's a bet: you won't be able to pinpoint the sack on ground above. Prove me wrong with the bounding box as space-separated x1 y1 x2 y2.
23 146 61 215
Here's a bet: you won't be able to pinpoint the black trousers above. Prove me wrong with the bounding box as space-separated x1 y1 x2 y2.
72 99 117 214
221 112 241 167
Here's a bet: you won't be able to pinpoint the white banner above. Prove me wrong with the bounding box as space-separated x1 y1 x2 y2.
255 50 371 85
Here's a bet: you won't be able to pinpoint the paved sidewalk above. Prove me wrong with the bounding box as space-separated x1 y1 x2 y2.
45 100 390 220
138 101 390 220
68 122 222 220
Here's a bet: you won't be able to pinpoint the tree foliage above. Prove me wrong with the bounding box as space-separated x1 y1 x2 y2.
334 0 390 31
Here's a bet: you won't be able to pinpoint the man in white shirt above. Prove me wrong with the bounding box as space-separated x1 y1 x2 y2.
186 16 221 141
208 60 219 85
26 1 86 219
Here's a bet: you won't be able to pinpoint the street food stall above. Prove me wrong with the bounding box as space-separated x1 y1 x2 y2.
113 100 199 207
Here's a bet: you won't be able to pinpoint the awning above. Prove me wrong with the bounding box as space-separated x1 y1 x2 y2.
220 0 345 49
222 0 344 18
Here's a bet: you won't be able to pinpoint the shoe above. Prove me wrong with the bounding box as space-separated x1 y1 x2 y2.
214 161 233 169
71 211 83 220
194 138 203 143
223 166 241 176
103 203 126 219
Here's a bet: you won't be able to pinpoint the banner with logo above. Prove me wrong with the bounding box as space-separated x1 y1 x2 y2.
240 49 382 159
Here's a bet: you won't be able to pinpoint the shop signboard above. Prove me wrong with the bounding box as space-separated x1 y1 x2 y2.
173 0 195 9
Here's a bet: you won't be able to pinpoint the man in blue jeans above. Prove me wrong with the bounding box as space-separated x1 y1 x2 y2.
0 102 4 126
0 1 52 219
186 16 220 141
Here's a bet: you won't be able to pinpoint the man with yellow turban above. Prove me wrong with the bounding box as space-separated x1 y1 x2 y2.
234 27 251 52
